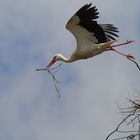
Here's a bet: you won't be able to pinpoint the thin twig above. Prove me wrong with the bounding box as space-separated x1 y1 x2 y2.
112 136 129 140
126 114 140 126
48 69 61 97
117 130 139 133
106 98 140 140
106 96 140 140
105 114 132 140
131 84 140 94
36 64 62 97
112 133 138 140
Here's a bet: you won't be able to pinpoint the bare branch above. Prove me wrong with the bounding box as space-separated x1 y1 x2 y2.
117 130 139 133
47 68 61 97
106 97 140 140
36 64 62 97
131 84 140 94
112 133 138 140
105 114 132 140
126 114 140 126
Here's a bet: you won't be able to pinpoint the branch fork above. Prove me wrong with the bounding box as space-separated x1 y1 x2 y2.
36 64 62 97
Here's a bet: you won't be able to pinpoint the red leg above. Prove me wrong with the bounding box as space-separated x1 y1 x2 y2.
104 40 135 59
111 40 134 48
110 48 135 59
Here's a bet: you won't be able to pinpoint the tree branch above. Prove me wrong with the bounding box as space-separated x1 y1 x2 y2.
105 114 132 140
106 98 140 140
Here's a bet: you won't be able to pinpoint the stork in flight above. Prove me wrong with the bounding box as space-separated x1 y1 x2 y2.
38 3 134 70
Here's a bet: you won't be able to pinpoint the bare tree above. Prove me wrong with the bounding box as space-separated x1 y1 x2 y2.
106 96 140 140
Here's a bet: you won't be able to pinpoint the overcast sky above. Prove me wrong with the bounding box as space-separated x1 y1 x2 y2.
0 0 140 140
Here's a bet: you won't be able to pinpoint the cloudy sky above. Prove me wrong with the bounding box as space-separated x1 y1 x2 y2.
0 0 140 140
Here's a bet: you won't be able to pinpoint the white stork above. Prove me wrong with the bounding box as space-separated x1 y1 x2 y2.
45 3 134 69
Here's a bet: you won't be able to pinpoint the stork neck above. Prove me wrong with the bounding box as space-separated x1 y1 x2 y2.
57 53 78 63
61 56 74 63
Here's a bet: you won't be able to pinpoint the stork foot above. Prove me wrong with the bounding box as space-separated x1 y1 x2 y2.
126 53 135 59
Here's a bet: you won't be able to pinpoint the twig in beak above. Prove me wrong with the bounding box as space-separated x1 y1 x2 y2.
36 64 62 97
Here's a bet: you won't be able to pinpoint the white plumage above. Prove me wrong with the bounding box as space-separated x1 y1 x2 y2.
46 3 132 69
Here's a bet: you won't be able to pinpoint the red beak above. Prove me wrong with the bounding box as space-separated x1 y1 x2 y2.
47 58 56 69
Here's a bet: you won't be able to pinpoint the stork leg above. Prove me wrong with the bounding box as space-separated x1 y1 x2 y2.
105 40 135 59
107 48 134 59
111 40 134 48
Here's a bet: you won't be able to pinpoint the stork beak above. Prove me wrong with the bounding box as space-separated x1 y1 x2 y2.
47 58 56 69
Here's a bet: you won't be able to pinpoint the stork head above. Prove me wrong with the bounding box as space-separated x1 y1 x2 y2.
47 54 64 69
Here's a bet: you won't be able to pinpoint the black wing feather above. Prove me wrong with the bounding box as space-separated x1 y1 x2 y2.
75 4 119 43
100 24 119 40
106 34 116 40
104 30 119 37
75 3 108 43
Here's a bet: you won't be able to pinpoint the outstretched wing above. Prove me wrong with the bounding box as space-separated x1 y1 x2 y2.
100 24 119 40
66 3 119 44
